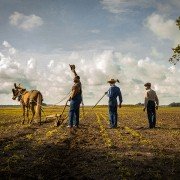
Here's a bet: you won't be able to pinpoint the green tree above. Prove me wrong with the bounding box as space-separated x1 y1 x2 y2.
169 17 180 65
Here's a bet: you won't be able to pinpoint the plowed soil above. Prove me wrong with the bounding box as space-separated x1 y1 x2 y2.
0 106 180 179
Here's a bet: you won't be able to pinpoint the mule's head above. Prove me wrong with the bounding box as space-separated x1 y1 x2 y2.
12 83 26 101
12 88 20 100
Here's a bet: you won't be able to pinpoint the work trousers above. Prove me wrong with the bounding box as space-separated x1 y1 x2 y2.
69 100 80 127
109 105 118 128
147 100 156 128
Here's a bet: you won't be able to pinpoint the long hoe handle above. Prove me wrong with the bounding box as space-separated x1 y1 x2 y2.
92 94 106 109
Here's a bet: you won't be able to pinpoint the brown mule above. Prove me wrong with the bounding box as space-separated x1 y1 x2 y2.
12 83 43 125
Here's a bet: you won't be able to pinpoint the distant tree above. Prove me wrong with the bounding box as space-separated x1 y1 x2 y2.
42 102 47 106
135 102 144 106
169 17 180 65
169 102 180 107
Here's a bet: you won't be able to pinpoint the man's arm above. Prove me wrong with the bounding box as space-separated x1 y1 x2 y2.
69 64 78 77
72 69 78 77
118 88 122 108
155 93 159 109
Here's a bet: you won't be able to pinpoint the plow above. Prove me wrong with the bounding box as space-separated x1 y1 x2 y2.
44 97 70 127
53 100 69 127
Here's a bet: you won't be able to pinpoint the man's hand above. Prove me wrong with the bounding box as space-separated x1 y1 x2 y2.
156 106 158 110
69 64 75 70
119 104 122 108
143 107 146 112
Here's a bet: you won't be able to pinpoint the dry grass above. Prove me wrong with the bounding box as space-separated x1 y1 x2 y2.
0 106 179 179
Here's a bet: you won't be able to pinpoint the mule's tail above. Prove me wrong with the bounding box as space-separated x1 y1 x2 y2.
36 92 43 124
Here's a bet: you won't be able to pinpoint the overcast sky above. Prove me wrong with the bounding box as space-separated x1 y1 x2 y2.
0 0 180 105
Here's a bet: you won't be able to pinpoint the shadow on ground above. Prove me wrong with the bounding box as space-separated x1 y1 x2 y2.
0 130 180 180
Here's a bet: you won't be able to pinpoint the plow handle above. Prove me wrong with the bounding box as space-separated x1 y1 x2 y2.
60 100 69 117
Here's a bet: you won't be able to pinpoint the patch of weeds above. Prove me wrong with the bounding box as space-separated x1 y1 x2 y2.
46 129 58 138
26 134 34 140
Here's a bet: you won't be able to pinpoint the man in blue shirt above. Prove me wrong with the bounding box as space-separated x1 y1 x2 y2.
106 79 122 128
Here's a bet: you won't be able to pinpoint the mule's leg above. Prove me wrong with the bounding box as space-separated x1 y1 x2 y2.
35 93 42 126
39 107 42 125
27 106 30 123
29 104 35 124
22 106 25 124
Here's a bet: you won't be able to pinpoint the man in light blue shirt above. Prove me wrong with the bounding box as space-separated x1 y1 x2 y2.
106 79 122 128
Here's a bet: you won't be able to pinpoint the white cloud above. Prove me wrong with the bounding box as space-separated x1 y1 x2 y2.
0 50 21 81
168 65 176 73
90 29 101 34
155 2 172 14
100 0 180 15
48 60 54 69
9 12 43 31
3 41 11 48
0 41 180 105
0 41 38 97
100 0 150 14
3 41 17 55
27 58 36 69
146 13 180 45
151 47 163 59
170 0 180 8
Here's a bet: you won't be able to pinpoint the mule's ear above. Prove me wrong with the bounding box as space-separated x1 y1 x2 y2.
14 83 17 88
18 84 23 89
18 84 25 90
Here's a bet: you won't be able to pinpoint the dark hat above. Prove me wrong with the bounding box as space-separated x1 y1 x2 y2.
144 82 151 87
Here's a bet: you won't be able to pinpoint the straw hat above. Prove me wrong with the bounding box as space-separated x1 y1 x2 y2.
107 79 119 84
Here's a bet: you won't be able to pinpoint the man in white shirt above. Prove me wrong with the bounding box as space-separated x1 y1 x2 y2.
143 82 159 128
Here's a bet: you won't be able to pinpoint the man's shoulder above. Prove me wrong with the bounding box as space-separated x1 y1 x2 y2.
74 82 81 88
111 86 120 92
115 86 120 90
109 85 120 90
148 89 157 95
150 89 156 93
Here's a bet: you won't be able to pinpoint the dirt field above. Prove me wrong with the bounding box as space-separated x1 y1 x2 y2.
0 106 180 179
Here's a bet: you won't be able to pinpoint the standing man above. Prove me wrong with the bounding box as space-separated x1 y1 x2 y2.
143 82 159 129
106 79 122 128
68 65 82 128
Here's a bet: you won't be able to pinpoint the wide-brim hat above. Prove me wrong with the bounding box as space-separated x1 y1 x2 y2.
107 79 119 84
144 82 151 87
